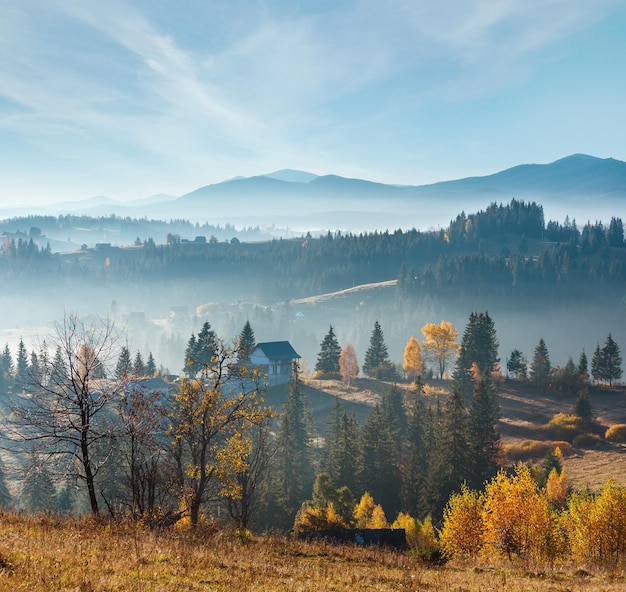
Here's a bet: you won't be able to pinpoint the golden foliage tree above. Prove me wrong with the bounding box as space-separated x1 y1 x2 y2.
353 492 375 527
169 339 271 526
439 484 485 560
421 321 460 379
339 343 359 386
546 467 568 509
567 480 626 566
403 336 423 381
482 464 563 563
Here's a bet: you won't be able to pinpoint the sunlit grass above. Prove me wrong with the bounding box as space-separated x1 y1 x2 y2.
0 513 624 591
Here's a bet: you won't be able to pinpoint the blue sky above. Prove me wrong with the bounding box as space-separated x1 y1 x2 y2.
1 0 625 205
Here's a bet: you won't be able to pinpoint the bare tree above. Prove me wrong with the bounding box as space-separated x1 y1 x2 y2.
6 314 124 517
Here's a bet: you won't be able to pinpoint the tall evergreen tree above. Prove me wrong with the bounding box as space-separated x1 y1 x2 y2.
237 321 256 363
577 349 589 379
358 402 401 518
133 351 145 376
467 377 500 489
400 381 428 518
271 362 314 528
507 349 527 380
0 343 13 393
362 321 396 380
20 453 57 513
321 398 360 495
314 325 342 376
145 352 157 376
424 387 469 518
0 457 12 509
530 338 551 387
15 338 29 391
115 346 132 379
184 322 217 376
575 389 594 428
453 312 499 395
594 333 623 386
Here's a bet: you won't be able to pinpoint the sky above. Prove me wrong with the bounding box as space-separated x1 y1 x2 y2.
1 0 625 206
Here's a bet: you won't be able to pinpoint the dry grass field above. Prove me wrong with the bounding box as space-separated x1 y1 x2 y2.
0 513 624 592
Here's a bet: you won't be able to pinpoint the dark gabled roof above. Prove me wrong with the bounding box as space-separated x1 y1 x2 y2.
254 341 301 361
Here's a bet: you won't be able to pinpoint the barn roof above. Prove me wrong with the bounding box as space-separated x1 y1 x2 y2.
253 341 301 361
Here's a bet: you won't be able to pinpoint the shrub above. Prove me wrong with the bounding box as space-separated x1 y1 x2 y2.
605 424 626 443
542 413 584 441
503 440 572 462
572 433 605 449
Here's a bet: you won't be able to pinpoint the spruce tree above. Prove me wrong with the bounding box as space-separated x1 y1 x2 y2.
271 362 314 528
146 352 157 376
575 389 593 428
15 338 29 391
115 346 132 379
401 382 427 518
601 333 622 386
530 338 551 387
238 321 256 363
185 322 217 376
362 321 396 380
424 387 469 519
453 312 499 395
314 325 342 376
577 349 589 379
321 398 360 495
467 377 500 489
591 343 602 383
21 454 57 513
0 344 13 393
0 457 12 509
133 351 145 376
507 349 527 380
358 403 401 518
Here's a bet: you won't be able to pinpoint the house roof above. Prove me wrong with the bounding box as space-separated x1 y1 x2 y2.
253 341 301 361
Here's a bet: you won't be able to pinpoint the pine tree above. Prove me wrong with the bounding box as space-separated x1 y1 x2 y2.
321 398 360 495
237 321 256 363
507 349 527 380
600 333 622 386
424 387 469 518
115 346 132 379
184 322 217 376
145 352 157 376
453 312 499 396
401 382 428 518
0 343 13 393
467 377 500 489
530 338 551 387
358 403 401 518
15 338 29 391
577 349 589 379
314 325 342 376
20 453 57 512
133 351 145 376
272 362 314 528
362 321 396 380
575 389 593 428
591 343 602 383
0 457 12 509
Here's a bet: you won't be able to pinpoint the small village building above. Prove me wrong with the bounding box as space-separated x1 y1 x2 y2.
250 341 301 386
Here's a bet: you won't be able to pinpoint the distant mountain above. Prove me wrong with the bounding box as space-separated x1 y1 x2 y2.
4 154 623 232
263 169 318 183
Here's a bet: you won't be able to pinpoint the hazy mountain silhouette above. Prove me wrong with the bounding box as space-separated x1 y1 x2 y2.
4 154 623 231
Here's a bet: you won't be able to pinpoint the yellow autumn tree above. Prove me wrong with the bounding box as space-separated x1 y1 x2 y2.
567 480 626 566
482 464 563 563
403 336 423 381
546 467 568 509
339 343 359 386
439 484 485 560
367 504 389 528
421 321 460 379
353 492 375 527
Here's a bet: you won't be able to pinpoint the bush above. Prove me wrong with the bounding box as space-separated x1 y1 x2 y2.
542 413 583 442
503 440 572 461
605 424 626 443
572 433 605 449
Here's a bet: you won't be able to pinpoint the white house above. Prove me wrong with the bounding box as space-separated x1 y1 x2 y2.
250 341 301 386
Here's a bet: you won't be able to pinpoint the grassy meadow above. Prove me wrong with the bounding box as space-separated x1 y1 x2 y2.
0 513 625 592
